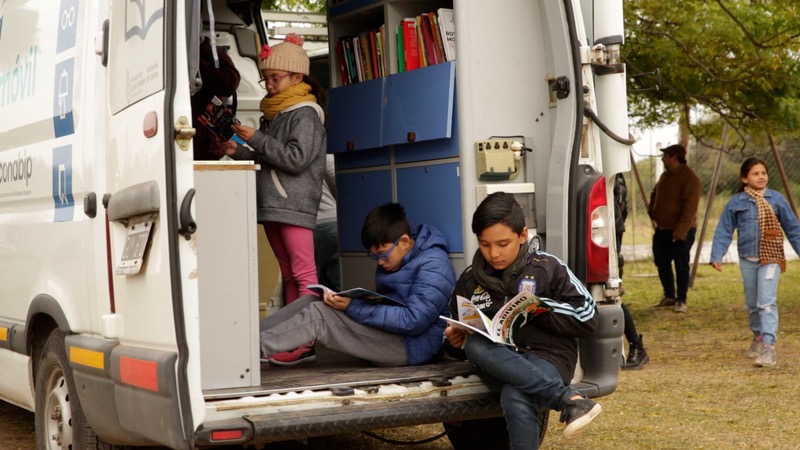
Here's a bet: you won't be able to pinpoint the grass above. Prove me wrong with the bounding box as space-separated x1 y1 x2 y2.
262 260 800 449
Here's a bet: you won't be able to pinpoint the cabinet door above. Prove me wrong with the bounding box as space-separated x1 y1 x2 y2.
396 162 463 252
327 78 383 153
381 61 455 147
336 170 392 251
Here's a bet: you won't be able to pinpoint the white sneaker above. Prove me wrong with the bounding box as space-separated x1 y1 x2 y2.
754 344 776 367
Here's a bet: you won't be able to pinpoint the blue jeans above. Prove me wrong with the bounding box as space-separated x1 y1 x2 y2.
652 228 696 301
464 335 575 450
739 259 780 345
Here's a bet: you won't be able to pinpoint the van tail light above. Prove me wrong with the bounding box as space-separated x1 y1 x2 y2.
586 176 610 283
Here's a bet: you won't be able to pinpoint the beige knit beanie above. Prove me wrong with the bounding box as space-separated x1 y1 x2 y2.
259 33 309 75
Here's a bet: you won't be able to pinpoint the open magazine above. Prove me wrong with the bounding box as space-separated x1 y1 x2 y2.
197 95 240 141
307 284 401 305
440 291 552 346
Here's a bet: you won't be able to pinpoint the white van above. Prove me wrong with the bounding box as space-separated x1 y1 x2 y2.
0 0 629 448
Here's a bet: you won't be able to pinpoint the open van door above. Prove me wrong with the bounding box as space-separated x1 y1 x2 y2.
94 1 201 447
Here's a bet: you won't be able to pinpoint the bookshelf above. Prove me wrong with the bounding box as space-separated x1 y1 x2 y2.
327 0 462 291
328 0 453 86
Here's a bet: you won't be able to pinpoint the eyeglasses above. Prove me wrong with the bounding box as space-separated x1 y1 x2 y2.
258 72 292 89
366 236 402 261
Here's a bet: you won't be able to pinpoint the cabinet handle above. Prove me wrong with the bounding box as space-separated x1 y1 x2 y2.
407 132 416 142
347 141 355 151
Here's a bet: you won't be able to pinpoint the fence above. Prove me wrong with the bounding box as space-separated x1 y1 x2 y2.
620 138 800 277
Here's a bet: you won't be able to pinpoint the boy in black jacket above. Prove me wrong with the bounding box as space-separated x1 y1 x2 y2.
444 192 601 449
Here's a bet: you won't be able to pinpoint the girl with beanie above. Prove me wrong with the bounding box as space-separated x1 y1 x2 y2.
710 157 800 367
225 34 327 303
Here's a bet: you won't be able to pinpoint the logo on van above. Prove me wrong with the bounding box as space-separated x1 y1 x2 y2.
0 151 33 187
124 0 164 41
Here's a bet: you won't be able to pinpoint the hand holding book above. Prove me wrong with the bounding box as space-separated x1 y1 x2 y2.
441 291 552 346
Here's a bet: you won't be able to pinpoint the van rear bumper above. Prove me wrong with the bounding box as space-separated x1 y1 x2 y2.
194 393 501 447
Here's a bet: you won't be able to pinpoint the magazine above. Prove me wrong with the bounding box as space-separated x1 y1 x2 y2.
197 95 240 141
440 291 552 346
307 284 401 305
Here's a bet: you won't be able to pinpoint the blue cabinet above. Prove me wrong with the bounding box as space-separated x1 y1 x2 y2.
336 170 392 251
396 162 463 252
328 78 383 152
327 62 456 154
381 62 455 147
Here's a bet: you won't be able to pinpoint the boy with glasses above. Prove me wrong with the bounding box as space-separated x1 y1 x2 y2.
259 203 456 366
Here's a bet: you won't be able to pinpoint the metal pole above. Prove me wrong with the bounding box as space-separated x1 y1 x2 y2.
768 132 799 219
629 150 655 230
689 127 728 288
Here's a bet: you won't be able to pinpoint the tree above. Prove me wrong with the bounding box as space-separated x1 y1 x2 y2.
623 0 800 152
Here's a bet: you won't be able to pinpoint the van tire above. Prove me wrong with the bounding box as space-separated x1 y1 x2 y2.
35 328 104 450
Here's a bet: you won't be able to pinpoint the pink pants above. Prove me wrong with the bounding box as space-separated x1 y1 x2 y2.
263 222 318 303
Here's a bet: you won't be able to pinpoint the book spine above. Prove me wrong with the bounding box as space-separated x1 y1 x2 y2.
402 18 419 71
335 39 349 85
437 8 456 61
429 12 446 63
415 15 427 68
420 12 438 65
396 24 405 72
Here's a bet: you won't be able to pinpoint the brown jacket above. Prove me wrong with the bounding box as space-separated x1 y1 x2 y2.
648 163 701 241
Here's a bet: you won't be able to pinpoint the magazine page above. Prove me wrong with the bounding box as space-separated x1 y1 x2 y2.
489 291 552 345
439 295 495 342
307 284 400 304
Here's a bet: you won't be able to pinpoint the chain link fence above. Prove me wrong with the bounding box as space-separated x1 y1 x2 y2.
620 136 800 277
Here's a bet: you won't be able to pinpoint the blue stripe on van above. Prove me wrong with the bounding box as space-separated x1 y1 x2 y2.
53 145 74 222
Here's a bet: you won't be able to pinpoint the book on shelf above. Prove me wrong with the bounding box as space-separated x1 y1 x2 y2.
419 13 439 66
415 15 427 68
335 39 350 85
427 12 446 63
401 18 420 71
307 284 401 305
437 8 456 61
396 23 406 72
440 291 553 346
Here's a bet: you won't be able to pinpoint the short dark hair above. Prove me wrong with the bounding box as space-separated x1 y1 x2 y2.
471 192 526 236
361 203 412 249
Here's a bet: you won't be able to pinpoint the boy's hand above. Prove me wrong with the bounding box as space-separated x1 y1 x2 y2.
445 325 469 349
710 262 722 272
323 292 350 311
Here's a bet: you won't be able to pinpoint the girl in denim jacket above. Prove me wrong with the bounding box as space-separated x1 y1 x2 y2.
710 157 800 367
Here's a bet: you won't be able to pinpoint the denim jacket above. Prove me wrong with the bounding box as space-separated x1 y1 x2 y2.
710 188 800 262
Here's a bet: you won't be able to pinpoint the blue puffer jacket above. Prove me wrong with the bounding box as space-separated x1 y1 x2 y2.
345 224 456 365
710 188 800 262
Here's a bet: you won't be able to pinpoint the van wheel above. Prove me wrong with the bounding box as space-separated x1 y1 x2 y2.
35 329 103 450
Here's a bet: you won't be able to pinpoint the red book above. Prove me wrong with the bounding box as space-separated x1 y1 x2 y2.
401 18 419 71
419 13 438 65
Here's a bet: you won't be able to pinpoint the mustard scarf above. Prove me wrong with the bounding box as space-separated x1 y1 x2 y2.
745 186 786 272
259 82 317 121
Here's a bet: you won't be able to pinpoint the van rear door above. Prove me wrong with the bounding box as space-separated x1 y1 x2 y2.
103 1 200 447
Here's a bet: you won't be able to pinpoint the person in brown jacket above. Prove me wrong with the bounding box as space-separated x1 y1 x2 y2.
648 144 701 313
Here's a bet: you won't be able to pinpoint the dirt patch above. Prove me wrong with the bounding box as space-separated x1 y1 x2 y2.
0 401 35 449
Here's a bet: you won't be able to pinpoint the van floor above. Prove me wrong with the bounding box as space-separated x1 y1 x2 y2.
203 346 474 400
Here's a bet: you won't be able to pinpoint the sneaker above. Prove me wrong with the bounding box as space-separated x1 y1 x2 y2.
673 301 687 313
267 344 317 366
747 335 763 359
651 297 677 308
623 335 649 370
754 344 776 367
560 396 602 440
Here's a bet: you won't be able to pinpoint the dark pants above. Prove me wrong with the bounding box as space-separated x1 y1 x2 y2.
652 228 696 301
